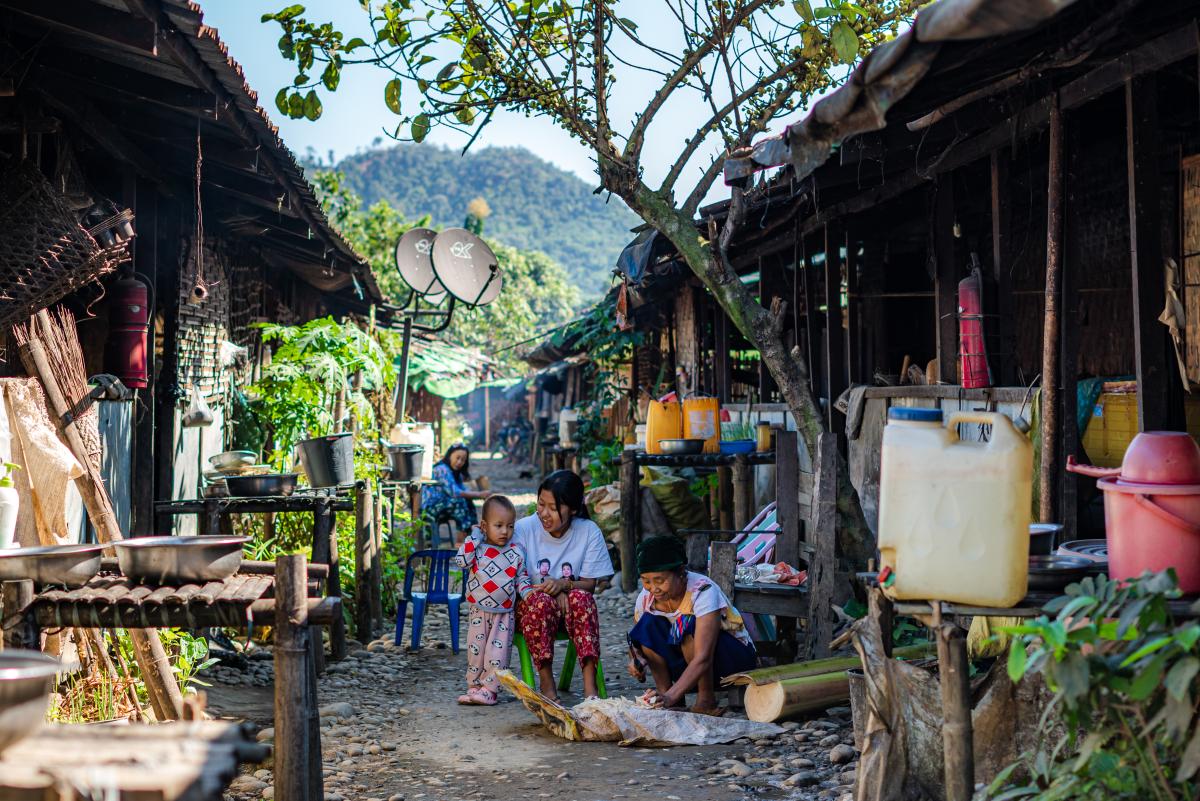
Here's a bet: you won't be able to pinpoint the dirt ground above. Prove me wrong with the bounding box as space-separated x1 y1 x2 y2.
209 456 859 801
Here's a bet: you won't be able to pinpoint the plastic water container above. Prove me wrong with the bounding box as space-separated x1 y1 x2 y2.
645 401 682 455
877 408 1033 607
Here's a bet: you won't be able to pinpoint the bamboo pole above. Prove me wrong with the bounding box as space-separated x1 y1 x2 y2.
743 671 852 722
16 318 183 720
723 642 935 687
1039 98 1064 523
274 553 315 801
936 616 975 801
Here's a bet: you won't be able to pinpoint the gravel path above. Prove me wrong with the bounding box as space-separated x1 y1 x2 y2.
210 456 861 801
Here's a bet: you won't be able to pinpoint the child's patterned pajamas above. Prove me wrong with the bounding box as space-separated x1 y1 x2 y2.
454 530 532 699
466 609 513 696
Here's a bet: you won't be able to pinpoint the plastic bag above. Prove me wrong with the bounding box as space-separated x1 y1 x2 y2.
181 386 214 428
585 483 622 544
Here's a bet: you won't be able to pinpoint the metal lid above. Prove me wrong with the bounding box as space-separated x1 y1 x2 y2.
887 407 943 423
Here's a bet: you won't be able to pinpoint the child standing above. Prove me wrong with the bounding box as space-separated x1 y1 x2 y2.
453 494 531 705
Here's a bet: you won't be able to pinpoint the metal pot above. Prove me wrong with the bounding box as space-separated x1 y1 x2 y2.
384 444 424 482
0 543 105 588
657 438 705 456
1028 554 1093 592
114 535 248 584
1029 523 1063 556
0 650 60 756
225 473 298 497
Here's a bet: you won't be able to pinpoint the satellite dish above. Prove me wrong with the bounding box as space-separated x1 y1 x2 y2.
431 227 502 306
394 227 447 303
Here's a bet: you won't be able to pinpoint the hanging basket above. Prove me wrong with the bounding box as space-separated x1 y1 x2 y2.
0 159 128 329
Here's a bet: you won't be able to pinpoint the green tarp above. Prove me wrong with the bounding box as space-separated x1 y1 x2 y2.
402 341 483 398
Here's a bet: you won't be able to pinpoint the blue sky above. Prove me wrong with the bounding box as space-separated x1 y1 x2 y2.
200 1 819 206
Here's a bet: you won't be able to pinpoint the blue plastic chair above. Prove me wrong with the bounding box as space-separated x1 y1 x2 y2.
394 549 467 653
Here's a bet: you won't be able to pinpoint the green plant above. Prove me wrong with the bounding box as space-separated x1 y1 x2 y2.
986 571 1200 800
585 438 623 486
721 419 756 442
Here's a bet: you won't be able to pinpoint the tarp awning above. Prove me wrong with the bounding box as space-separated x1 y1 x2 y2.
403 340 490 398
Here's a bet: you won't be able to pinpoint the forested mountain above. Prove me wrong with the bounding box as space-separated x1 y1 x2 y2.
336 144 637 299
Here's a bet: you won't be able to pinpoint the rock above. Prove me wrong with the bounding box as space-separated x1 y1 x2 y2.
784 771 819 788
829 744 857 765
368 745 382 755
230 776 266 793
826 705 851 717
388 796 405 801
253 770 272 781
255 728 274 743
555 771 569 780
381 742 397 751
346 639 364 652
724 761 753 777
319 702 356 719
261 788 274 800
346 745 364 757
840 769 858 785
819 734 841 748
790 757 816 769
781 722 801 731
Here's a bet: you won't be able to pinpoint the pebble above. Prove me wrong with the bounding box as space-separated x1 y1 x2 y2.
829 744 857 765
319 702 356 719
819 734 842 747
784 771 819 787
261 788 274 800
255 728 274 743
724 760 753 777
229 776 266 793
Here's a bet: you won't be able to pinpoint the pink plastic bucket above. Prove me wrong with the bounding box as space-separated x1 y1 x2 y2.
1098 477 1200 592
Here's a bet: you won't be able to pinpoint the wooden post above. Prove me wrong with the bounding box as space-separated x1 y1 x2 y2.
355 482 374 643
1061 126 1083 538
130 178 157 536
824 224 847 431
935 616 974 801
2 580 38 650
774 429 800 568
845 230 863 385
732 454 751 530
990 149 1017 386
1040 98 1064 524
312 497 346 660
934 177 959 385
619 450 640 592
803 235 825 398
807 433 837 660
685 529 712 573
274 554 315 801
1126 74 1181 431
483 387 491 452
371 489 383 633
710 540 737 600
717 465 734 531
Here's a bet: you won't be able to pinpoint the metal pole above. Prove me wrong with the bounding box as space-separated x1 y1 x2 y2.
394 317 414 422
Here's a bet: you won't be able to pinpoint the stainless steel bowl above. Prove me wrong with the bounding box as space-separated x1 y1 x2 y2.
0 650 60 755
208 450 257 473
224 473 298 497
657 438 706 456
0 544 105 588
114 536 248 584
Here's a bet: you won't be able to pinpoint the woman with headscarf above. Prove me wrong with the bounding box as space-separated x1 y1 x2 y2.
512 469 613 701
421 444 489 536
626 535 757 716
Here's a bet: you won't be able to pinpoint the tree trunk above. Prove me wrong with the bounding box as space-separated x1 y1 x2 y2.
625 183 875 566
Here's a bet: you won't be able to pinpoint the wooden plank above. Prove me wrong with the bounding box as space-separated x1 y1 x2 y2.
685 530 712 573
845 229 863 384
862 385 1030 402
355 482 373 643
933 177 958 385
1059 22 1199 111
1126 74 1181 431
710 541 737 600
4 0 159 54
275 554 315 801
774 429 801 568
714 311 731 403
806 433 838 660
717 464 734 532
802 235 824 398
824 224 847 430
1061 124 1083 538
732 455 752 530
733 588 809 618
1184 154 1200 385
991 149 1017 386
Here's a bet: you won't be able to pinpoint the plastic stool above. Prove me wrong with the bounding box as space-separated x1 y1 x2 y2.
515 630 607 698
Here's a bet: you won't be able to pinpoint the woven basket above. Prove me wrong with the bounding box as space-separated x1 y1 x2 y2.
0 159 128 329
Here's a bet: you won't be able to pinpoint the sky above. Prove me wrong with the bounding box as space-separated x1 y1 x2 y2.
198 1 816 208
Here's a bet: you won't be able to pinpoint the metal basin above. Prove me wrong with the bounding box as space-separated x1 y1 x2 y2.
208 450 256 473
1028 554 1094 592
0 650 60 756
225 473 297 497
114 536 248 584
0 544 105 588
657 438 706 456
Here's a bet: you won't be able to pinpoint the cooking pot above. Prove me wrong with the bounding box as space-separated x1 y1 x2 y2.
1067 432 1200 592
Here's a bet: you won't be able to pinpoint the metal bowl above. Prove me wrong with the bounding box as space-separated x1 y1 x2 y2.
114 536 248 584
0 544 105 588
1028 554 1094 592
1029 523 1064 556
657 438 706 456
0 650 59 756
208 451 257 473
224 473 298 497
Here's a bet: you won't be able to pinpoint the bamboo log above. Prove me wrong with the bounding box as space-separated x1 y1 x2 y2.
936 619 974 801
723 642 935 687
355 482 373 642
274 554 315 801
743 671 852 723
17 321 183 720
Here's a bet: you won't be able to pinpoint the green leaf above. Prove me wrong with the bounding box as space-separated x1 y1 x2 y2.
1120 635 1173 668
278 33 295 59
814 7 838 18
293 73 308 87
385 78 402 114
1128 653 1167 700
273 4 305 22
1178 721 1200 781
831 22 859 63
792 0 814 23
437 62 457 82
1165 656 1200 701
618 17 638 31
411 113 430 143
274 87 290 116
345 37 367 51
455 106 476 125
1052 651 1090 703
321 61 340 91
1007 642 1027 682
303 90 323 121
287 92 304 119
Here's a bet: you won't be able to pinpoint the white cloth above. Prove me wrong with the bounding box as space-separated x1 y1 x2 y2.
634 571 754 647
513 514 614 582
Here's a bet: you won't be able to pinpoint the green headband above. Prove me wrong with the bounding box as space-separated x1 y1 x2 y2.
636 535 687 574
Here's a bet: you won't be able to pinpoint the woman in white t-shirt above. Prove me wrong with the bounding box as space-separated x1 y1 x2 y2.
513 470 614 701
627 535 756 716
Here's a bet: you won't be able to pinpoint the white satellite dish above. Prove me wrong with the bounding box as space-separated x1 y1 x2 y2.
431 227 502 306
394 227 447 303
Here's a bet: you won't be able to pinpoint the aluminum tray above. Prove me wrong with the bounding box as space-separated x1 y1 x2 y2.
0 544 105 588
113 536 248 584
0 650 60 755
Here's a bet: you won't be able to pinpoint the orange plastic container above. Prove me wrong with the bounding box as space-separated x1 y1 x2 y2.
645 400 682 455
682 397 720 453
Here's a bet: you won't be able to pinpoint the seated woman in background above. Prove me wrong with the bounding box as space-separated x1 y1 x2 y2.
626 535 757 716
421 444 490 540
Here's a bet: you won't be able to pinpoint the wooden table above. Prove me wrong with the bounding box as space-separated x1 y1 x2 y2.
155 485 371 657
1 556 332 801
0 721 268 800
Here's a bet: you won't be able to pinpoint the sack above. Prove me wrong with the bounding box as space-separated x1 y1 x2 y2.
585 483 622 544
641 467 710 532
